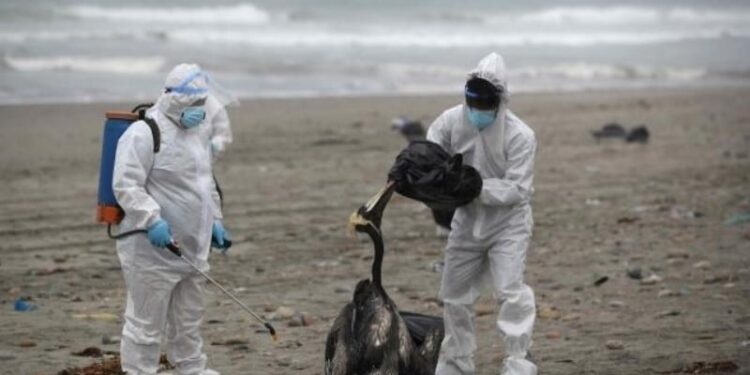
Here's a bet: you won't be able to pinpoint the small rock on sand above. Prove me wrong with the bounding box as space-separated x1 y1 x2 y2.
656 310 681 318
640 274 662 285
101 335 120 345
692 260 712 270
18 341 36 348
605 340 624 350
270 306 296 320
626 266 643 280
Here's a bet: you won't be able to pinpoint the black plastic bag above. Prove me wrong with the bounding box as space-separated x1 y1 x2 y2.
387 140 482 210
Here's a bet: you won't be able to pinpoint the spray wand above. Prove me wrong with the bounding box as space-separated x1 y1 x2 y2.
165 242 278 342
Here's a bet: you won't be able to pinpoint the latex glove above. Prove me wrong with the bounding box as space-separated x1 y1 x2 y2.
147 219 172 249
211 220 232 252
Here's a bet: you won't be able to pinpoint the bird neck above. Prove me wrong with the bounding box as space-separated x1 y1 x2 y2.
368 227 386 297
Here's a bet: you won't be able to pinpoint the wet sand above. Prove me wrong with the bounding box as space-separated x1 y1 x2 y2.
1 87 749 374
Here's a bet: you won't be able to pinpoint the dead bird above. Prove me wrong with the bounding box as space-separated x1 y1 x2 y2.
591 122 627 141
391 116 426 142
325 183 444 375
626 125 650 143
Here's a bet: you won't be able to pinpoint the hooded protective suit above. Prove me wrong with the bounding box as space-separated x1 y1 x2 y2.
113 63 223 375
427 53 537 375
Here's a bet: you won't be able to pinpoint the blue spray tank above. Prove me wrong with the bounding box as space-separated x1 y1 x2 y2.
96 104 157 237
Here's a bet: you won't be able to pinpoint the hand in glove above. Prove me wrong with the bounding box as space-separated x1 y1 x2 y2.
211 220 232 252
147 219 172 249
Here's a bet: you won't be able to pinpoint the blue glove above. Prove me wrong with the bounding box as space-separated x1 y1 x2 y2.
147 219 172 249
211 220 232 252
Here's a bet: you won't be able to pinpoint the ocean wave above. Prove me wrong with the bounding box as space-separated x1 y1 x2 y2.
4 56 165 74
62 3 270 25
511 63 706 81
166 28 750 48
492 6 750 26
0 29 166 43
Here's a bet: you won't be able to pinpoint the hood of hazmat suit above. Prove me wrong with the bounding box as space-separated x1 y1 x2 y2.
427 53 538 375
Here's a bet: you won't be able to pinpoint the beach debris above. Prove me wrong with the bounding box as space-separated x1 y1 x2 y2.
538 304 561 320
704 274 731 284
101 335 121 345
288 312 316 327
626 266 643 280
18 341 36 348
656 360 739 374
591 123 627 141
641 274 663 285
585 198 602 206
617 216 639 224
58 354 173 375
545 331 562 339
0 351 16 361
593 276 609 286
605 340 624 350
211 338 249 346
33 267 69 276
655 309 681 318
657 289 678 298
269 306 296 321
625 125 650 143
725 211 750 226
14 298 37 312
666 250 690 259
692 260 712 270
670 205 703 220
608 300 626 309
72 347 103 358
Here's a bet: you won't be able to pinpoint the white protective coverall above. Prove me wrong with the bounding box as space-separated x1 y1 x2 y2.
427 53 537 375
200 95 232 161
113 64 223 375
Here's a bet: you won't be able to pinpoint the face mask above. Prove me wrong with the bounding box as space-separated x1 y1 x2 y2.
180 106 205 128
467 108 496 131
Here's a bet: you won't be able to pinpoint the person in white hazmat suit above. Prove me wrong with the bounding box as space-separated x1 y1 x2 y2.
113 63 232 375
200 94 232 161
427 53 538 375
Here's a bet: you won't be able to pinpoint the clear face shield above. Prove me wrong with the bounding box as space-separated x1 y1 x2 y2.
158 68 239 127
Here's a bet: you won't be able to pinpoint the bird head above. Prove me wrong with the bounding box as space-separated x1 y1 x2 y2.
348 181 396 237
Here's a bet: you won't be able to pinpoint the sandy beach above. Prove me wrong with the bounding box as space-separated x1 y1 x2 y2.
1 87 749 374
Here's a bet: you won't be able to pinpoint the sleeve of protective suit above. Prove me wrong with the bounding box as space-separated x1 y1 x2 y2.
112 122 161 229
210 176 223 220
209 100 232 158
426 112 451 152
479 132 536 207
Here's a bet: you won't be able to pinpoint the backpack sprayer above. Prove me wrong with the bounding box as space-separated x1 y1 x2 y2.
96 105 277 341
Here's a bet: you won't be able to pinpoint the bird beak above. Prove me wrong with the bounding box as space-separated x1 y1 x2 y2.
348 181 397 235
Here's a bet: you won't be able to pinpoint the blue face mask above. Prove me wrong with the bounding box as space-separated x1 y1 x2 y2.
180 106 205 128
467 108 496 131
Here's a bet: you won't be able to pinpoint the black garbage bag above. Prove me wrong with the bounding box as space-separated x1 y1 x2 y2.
399 310 444 347
388 140 482 210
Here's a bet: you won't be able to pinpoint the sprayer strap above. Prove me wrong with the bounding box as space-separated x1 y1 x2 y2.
143 117 161 153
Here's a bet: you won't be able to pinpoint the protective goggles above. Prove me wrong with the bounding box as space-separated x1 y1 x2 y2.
165 70 209 96
464 77 501 110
